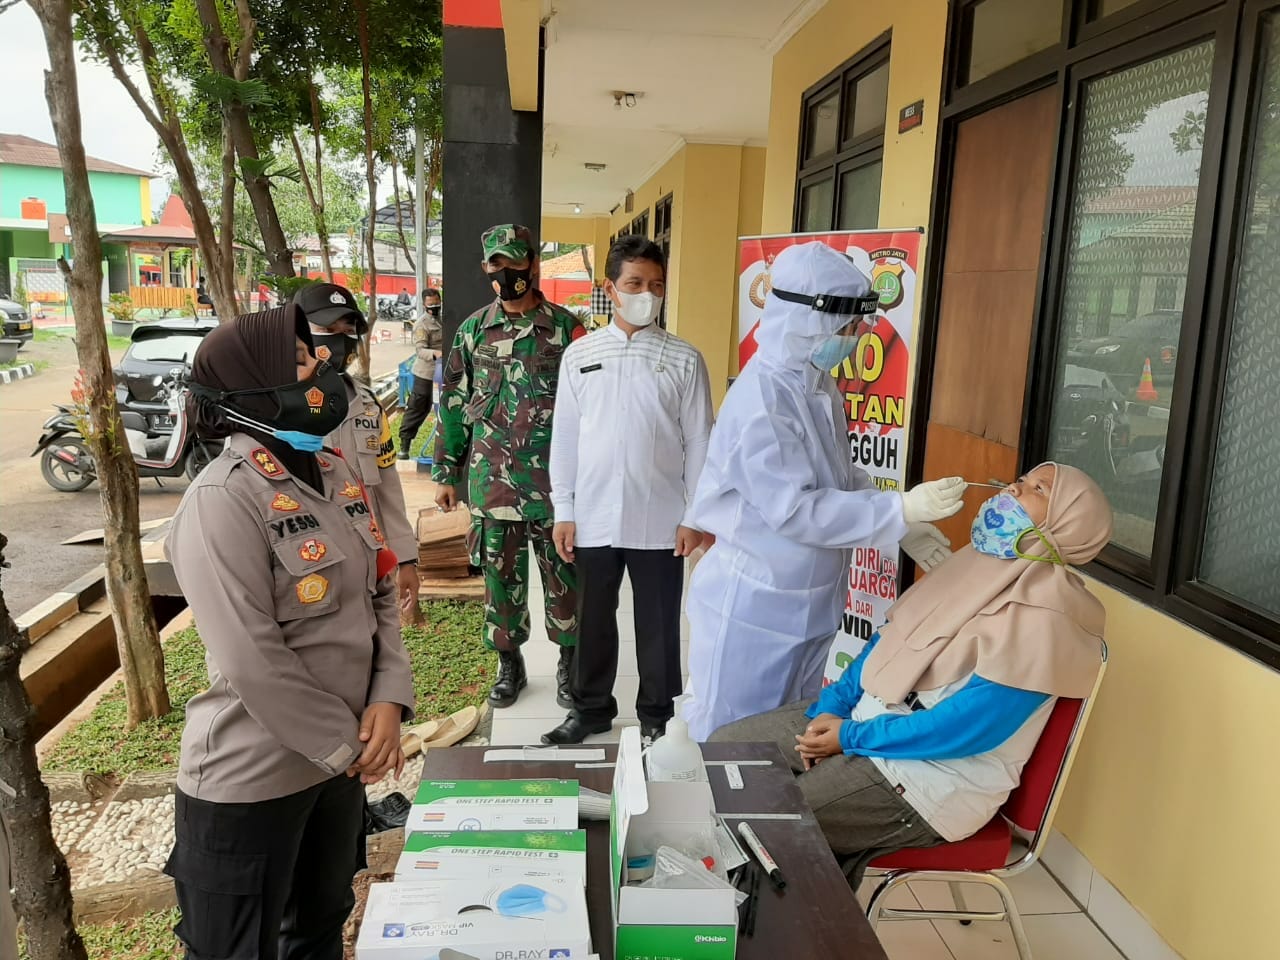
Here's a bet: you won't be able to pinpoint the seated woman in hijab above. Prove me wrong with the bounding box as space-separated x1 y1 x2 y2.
712 462 1112 886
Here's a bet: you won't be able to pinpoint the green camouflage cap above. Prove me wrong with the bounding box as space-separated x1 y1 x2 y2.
482 223 533 262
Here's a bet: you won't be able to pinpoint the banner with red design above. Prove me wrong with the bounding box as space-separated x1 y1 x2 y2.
737 229 923 684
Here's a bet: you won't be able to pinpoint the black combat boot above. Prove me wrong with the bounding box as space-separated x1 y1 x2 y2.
489 648 527 708
556 645 575 710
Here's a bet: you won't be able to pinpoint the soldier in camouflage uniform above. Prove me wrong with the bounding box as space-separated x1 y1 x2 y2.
433 224 584 708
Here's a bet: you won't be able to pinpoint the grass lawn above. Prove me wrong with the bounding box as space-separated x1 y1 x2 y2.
35 326 132 351
388 409 436 460
19 909 182 960
42 602 491 777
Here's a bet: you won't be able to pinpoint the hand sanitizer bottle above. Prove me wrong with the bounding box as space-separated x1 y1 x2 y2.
646 697 709 782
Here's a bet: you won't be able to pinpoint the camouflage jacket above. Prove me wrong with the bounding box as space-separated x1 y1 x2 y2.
432 294 582 520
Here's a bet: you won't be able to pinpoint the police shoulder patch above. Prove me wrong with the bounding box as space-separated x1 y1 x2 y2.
298 539 327 563
249 448 284 477
270 492 301 512
341 481 362 499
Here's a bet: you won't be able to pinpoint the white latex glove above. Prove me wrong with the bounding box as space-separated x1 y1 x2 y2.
899 476 966 525
901 523 951 572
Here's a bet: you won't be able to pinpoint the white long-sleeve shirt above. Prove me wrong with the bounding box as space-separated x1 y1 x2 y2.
550 322 714 550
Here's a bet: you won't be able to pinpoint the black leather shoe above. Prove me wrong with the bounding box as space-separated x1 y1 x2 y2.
641 723 666 745
555 646 575 710
489 649 527 708
397 449 411 460
541 714 611 745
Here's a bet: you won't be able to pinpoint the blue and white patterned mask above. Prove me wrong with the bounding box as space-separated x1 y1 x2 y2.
970 493 1063 565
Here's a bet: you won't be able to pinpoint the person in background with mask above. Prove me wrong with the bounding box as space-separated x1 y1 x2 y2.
543 237 714 745
400 287 444 458
713 464 1111 887
292 283 420 617
433 224 585 709
682 242 965 741
166 306 414 959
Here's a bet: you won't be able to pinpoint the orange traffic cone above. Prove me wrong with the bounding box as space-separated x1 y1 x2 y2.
1136 357 1159 402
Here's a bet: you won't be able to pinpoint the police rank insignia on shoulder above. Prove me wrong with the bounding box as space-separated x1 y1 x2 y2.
298 539 327 562
295 574 328 604
270 493 300 512
316 456 331 468
365 402 379 416
341 482 362 499
250 448 281 475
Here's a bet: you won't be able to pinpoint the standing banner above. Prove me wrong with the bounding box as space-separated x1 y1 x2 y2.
736 229 923 685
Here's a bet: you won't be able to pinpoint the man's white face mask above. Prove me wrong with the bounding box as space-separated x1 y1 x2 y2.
616 290 664 327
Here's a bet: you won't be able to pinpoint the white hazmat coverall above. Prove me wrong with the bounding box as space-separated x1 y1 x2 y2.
682 242 954 741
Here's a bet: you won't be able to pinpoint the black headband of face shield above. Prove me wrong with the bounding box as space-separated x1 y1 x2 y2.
769 287 880 316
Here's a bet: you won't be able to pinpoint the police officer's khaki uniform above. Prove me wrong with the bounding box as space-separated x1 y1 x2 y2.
329 376 419 565
164 433 414 958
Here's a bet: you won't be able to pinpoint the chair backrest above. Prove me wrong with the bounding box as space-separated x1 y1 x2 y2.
1000 643 1108 852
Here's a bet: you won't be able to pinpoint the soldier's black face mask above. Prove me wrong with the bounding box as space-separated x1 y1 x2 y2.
490 265 533 302
311 332 358 370
195 361 349 448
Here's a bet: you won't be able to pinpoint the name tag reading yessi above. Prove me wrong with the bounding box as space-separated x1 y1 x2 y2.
579 362 603 374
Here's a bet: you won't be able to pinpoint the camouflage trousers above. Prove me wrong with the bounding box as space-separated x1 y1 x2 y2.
474 517 578 652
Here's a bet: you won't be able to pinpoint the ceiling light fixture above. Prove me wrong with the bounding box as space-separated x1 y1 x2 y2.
573 204 582 214
584 162 607 172
611 90 641 110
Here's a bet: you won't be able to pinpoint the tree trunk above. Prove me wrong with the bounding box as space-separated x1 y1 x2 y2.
193 0 295 278
33 0 170 729
88 6 238 320
219 118 239 317
307 76 334 281
356 0 380 366
390 158 416 272
0 530 88 960
290 129 333 280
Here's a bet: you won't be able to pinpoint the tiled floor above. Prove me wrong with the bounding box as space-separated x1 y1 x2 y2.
490 575 1129 960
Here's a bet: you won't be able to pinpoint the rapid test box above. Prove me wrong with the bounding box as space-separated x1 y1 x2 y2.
396 830 588 884
610 727 738 960
355 877 592 960
406 779 579 832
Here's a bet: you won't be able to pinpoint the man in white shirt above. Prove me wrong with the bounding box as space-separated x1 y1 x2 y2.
543 237 714 745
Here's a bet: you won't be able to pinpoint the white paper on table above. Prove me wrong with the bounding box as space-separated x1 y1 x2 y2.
484 746 607 763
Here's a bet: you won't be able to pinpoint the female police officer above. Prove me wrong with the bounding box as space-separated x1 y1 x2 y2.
164 305 414 959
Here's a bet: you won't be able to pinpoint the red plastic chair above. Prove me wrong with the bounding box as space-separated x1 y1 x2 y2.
864 644 1108 959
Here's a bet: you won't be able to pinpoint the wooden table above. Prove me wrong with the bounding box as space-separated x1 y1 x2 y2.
421 742 889 960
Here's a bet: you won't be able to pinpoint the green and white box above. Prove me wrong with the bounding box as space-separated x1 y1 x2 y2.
407 779 579 832
397 830 588 884
355 878 591 960
610 727 737 960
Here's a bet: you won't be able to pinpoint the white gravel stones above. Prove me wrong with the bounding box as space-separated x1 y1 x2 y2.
69 793 175 887
50 799 99 852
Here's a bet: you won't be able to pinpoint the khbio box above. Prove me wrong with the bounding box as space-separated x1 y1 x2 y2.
406 778 579 832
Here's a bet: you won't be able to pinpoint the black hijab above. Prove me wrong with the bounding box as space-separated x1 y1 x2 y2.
190 305 324 490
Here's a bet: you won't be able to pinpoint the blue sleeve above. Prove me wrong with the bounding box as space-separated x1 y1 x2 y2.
806 634 880 720
838 675 1050 761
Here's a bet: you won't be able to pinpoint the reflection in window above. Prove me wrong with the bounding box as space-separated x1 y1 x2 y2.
1046 41 1214 556
805 91 840 160
846 63 890 141
1092 0 1143 21
799 178 835 233
1200 17 1280 617
837 162 883 230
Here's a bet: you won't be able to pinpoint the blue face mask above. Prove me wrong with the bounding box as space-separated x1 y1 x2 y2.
970 492 1063 564
493 883 567 918
810 334 860 373
273 430 327 452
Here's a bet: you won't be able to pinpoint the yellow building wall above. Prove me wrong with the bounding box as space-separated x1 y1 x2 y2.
1060 585 1280 959
541 215 600 247
140 177 152 224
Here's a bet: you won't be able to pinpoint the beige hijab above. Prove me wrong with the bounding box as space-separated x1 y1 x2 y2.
859 463 1113 702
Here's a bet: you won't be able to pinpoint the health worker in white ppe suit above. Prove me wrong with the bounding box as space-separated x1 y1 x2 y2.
681 242 966 742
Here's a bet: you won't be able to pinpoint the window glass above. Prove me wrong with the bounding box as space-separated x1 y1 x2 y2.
1093 0 1143 20
1199 17 1280 617
799 178 835 233
1045 41 1215 556
837 161 883 230
846 62 890 141
129 334 206 364
805 90 840 161
966 0 1063 84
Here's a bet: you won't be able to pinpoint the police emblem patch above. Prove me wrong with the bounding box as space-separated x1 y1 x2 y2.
298 539 327 562
341 482 362 499
270 493 300 512
305 386 325 409
295 574 328 604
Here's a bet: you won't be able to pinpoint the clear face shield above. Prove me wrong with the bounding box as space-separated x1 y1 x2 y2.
768 287 880 372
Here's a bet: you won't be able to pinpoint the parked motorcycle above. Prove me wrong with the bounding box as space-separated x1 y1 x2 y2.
33 369 221 493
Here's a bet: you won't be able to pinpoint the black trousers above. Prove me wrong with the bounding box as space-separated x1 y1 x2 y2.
399 376 435 449
572 546 684 727
165 775 364 960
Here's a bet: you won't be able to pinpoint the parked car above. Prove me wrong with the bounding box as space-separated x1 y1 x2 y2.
1066 310 1182 397
0 296 33 344
113 317 216 434
1055 363 1131 479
